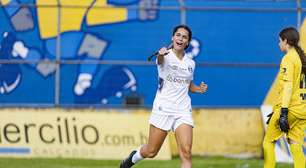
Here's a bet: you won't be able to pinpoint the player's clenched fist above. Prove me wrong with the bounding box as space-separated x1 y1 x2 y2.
158 47 170 56
199 82 208 93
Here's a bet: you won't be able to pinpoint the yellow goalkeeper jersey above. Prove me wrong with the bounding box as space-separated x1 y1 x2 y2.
274 48 306 119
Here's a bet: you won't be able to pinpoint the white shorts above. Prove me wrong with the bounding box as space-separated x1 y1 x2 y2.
149 113 194 132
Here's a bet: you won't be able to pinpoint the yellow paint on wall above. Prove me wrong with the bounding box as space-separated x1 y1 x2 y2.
37 0 92 38
86 0 127 25
0 108 171 160
0 0 11 5
169 108 264 157
36 0 128 38
300 18 306 51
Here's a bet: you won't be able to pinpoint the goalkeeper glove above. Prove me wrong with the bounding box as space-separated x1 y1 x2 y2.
279 108 289 133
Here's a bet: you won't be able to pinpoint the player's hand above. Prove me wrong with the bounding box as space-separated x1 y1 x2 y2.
279 108 289 133
199 82 208 93
158 47 169 56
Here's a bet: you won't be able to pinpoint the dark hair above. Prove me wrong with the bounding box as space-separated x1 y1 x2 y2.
279 27 306 74
172 25 192 49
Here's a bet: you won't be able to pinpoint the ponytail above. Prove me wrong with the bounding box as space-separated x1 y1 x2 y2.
279 27 306 74
293 45 306 74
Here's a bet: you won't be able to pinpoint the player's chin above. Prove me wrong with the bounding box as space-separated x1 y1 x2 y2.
173 45 184 51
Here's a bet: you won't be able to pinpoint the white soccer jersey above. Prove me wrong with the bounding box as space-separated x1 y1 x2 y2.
152 49 195 115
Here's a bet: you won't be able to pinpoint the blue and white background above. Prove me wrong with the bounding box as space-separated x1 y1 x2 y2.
0 0 305 107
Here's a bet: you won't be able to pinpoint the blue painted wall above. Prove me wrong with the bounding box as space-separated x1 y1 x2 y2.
0 0 305 107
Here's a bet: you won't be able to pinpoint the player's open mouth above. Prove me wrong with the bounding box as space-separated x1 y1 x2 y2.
176 42 183 47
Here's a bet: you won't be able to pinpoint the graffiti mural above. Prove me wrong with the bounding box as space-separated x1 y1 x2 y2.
0 0 303 107
0 0 161 105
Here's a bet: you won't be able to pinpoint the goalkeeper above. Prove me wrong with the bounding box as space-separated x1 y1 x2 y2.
263 27 306 168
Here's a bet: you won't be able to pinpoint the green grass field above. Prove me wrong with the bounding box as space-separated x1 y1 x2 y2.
0 156 292 168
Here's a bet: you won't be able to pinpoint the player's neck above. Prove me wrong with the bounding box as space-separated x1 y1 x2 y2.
172 48 184 60
284 46 292 53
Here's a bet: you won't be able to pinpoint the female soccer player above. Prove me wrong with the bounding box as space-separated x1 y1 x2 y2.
263 27 306 168
120 25 208 168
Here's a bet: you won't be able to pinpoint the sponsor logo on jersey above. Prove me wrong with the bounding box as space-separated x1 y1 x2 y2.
188 66 193 73
170 65 178 70
166 74 190 85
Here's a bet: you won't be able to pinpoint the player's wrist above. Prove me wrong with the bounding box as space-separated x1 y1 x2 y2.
280 107 288 116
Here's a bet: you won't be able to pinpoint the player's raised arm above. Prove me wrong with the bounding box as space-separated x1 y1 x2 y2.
157 47 169 65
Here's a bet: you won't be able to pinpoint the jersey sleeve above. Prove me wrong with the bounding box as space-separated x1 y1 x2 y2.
280 56 294 108
156 53 169 79
280 56 294 82
190 60 195 81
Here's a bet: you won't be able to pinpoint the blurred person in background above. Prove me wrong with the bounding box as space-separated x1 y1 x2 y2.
119 25 208 168
263 27 306 168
